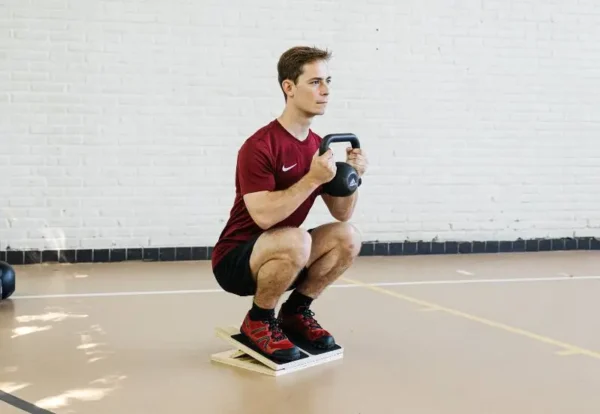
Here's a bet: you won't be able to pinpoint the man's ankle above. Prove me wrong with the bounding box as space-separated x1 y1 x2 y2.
249 301 275 321
282 290 313 314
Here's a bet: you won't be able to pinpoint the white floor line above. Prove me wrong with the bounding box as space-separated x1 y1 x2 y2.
9 275 600 300
366 275 600 287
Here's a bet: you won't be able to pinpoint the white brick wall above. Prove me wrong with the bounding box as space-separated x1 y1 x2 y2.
1 0 599 251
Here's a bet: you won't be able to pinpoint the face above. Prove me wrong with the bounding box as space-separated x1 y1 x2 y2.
283 60 331 116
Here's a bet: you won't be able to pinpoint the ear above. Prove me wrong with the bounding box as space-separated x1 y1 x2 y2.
281 79 295 98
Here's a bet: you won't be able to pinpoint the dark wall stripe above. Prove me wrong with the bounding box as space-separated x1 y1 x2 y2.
1 237 598 266
0 389 57 414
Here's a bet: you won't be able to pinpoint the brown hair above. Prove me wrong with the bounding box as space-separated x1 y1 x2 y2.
277 46 332 99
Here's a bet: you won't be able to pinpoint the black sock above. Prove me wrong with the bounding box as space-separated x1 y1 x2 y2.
249 302 275 321
282 290 313 314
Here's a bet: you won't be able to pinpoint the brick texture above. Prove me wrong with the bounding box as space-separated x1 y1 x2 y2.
1 0 599 251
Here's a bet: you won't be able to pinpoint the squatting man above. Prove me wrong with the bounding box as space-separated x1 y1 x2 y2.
211 45 368 362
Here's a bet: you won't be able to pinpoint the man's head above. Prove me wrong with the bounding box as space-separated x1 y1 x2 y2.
277 46 332 116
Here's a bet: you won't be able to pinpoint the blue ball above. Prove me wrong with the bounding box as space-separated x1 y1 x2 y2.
0 261 16 300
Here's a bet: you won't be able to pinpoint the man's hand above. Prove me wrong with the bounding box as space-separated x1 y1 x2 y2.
346 147 368 177
307 149 337 185
320 147 366 222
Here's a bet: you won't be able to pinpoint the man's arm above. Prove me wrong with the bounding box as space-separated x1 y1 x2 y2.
321 146 367 222
321 191 359 222
244 176 321 229
238 142 334 230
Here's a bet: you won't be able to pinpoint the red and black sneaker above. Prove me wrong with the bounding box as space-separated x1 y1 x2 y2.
239 312 301 362
279 306 335 350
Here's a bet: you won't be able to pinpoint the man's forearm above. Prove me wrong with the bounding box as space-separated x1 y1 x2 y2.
325 190 359 221
247 175 320 229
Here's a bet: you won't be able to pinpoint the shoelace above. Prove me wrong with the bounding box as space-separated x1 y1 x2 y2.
267 316 286 341
300 308 322 329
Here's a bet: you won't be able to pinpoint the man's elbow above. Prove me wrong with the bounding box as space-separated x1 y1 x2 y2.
248 208 276 229
248 210 273 229
255 216 273 230
332 209 352 222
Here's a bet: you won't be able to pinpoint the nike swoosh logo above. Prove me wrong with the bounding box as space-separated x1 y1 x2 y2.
282 164 297 172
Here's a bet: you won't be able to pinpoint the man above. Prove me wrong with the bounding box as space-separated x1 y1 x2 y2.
211 46 368 362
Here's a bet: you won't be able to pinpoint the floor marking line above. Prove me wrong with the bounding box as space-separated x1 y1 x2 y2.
0 389 56 414
556 350 582 356
9 275 600 300
11 289 225 299
369 275 600 286
341 277 600 361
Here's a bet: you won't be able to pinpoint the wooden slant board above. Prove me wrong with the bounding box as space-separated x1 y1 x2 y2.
211 326 344 376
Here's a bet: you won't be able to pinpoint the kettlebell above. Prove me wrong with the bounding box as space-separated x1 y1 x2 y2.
0 261 16 300
319 133 362 197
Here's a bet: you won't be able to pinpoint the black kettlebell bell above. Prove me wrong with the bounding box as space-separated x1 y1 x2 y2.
0 261 16 300
319 133 362 197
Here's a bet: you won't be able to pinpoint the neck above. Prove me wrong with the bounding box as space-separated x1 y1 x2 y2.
277 105 313 141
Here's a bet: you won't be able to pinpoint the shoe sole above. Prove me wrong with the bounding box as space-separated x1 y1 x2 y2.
238 331 302 363
283 330 336 351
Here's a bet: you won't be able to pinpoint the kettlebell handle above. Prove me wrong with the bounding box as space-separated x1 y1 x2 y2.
319 133 360 156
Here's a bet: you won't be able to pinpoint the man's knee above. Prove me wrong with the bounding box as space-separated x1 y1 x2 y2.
336 222 362 258
279 227 312 268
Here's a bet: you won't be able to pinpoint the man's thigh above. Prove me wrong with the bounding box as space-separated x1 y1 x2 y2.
214 226 340 296
248 226 311 278
305 222 361 268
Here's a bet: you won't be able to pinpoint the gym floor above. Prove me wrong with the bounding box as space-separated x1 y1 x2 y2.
1 251 599 414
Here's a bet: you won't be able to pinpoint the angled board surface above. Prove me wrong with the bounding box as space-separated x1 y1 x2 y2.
211 325 344 376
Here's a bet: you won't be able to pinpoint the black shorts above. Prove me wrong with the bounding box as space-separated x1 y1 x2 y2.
212 230 312 297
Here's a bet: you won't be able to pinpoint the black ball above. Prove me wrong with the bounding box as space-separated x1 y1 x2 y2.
322 162 361 197
0 261 16 300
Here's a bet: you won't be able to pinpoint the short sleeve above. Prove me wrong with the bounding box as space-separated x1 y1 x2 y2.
237 140 276 195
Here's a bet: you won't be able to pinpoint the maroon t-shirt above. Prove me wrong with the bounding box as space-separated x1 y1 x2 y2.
212 119 323 269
